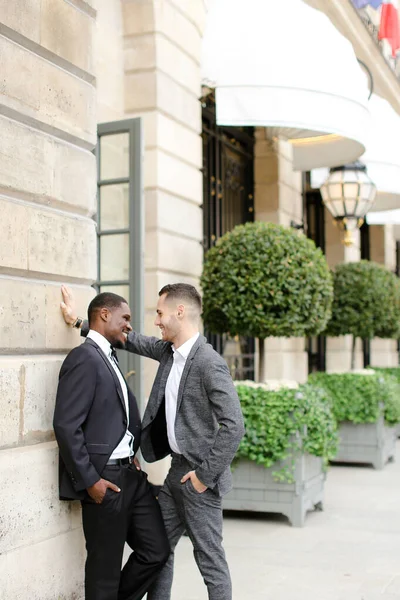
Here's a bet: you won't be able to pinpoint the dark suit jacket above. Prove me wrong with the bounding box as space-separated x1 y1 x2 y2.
53 337 141 501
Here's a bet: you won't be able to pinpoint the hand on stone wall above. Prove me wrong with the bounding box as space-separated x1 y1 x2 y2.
60 285 78 326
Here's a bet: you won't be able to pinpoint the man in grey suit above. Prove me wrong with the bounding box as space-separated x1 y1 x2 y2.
61 283 245 600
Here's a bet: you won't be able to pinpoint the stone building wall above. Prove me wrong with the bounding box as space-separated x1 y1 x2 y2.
0 1 97 597
121 0 206 483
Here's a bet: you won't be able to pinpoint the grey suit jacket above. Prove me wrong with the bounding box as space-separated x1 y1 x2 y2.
128 332 244 495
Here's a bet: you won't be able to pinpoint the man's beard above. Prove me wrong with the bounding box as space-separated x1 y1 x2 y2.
113 339 126 350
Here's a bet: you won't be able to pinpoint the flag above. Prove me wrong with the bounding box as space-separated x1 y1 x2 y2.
379 0 400 56
352 0 383 8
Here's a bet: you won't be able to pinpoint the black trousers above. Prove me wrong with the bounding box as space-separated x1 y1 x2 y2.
81 463 170 600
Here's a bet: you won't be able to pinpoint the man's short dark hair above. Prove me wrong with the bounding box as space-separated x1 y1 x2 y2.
88 292 128 326
159 283 202 312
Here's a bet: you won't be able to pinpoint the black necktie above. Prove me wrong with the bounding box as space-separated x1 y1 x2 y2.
111 347 119 364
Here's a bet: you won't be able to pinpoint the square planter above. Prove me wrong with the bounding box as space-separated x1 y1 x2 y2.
333 417 397 469
223 453 325 527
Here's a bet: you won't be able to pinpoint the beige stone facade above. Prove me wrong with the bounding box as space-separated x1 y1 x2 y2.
0 0 96 597
1 0 400 597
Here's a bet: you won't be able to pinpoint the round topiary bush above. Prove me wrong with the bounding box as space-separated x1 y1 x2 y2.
201 222 333 379
325 260 400 369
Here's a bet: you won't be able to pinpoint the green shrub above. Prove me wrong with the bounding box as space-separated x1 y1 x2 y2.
308 372 400 426
371 367 400 383
201 222 333 339
201 222 333 380
325 261 400 370
326 261 400 340
235 383 338 482
376 371 400 425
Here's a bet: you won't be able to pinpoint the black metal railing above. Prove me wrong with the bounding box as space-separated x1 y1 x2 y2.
225 353 255 381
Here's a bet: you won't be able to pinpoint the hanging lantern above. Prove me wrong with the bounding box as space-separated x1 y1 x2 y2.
320 162 377 246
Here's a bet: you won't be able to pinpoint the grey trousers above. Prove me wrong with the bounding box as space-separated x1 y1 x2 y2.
147 454 232 600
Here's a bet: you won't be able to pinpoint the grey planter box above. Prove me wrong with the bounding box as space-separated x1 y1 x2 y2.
333 417 397 469
223 454 325 527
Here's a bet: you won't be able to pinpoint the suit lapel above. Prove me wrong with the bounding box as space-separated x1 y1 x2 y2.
158 352 173 402
176 336 204 412
85 338 126 412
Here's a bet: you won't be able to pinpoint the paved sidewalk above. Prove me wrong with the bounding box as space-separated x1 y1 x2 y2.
170 441 400 600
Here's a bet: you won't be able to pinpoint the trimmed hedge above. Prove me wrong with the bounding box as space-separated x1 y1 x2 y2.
308 371 400 426
235 383 338 482
201 221 333 339
371 367 400 383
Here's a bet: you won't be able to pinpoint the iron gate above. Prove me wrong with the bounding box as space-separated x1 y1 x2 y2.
202 93 255 380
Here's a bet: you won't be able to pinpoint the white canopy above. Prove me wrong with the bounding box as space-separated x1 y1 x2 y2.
367 210 400 225
202 0 371 171
362 94 400 212
311 95 400 213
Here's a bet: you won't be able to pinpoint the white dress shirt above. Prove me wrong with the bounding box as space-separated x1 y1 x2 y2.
87 330 134 459
165 332 200 454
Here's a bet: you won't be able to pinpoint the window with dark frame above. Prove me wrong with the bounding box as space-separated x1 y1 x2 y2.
96 119 144 406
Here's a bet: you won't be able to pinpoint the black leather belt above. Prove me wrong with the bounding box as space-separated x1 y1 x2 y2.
106 456 133 466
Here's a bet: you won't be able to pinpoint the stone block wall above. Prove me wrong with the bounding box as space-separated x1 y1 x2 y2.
0 1 97 597
254 132 303 228
121 0 206 483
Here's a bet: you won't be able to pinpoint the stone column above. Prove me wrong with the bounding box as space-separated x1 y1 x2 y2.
325 214 364 372
121 0 205 482
369 224 398 367
254 131 308 383
95 0 125 121
0 1 97 597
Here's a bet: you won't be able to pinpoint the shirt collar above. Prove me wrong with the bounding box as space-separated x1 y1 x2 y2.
173 332 200 360
87 329 112 358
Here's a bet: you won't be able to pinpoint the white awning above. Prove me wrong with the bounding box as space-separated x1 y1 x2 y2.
311 95 400 213
362 94 400 213
202 0 371 171
367 210 400 225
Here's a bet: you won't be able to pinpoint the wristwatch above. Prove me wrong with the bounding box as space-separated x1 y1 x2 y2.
72 317 83 329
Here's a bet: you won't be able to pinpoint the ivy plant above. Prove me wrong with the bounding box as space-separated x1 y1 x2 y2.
371 367 400 383
235 383 338 482
308 371 400 426
201 222 333 381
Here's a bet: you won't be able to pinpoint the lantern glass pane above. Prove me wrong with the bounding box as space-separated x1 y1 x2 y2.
330 199 346 217
344 199 357 216
330 171 343 183
343 182 359 200
356 199 370 216
329 183 343 200
345 169 358 183
360 183 373 200
320 185 329 202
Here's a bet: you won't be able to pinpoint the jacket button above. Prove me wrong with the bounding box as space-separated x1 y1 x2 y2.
150 415 154 420
123 418 127 425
